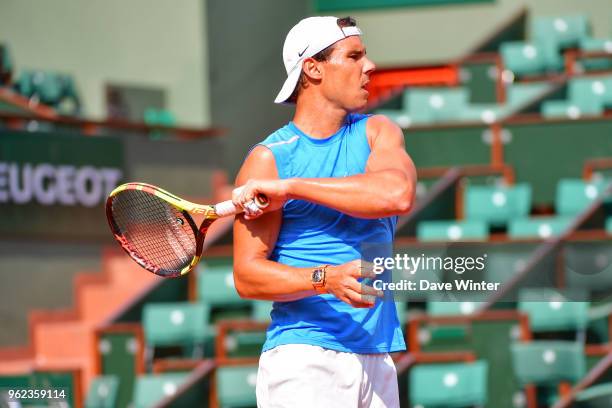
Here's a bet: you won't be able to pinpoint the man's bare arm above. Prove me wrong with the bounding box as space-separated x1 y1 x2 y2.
233 146 380 306
234 115 416 219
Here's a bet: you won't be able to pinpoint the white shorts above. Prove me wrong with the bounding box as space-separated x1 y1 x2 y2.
256 344 400 408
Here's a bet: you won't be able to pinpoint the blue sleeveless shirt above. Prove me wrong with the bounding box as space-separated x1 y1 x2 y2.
256 113 406 354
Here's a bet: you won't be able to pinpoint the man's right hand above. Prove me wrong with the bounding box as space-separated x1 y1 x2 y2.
325 259 384 308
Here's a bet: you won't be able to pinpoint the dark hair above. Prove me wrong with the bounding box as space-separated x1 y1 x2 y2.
287 44 335 104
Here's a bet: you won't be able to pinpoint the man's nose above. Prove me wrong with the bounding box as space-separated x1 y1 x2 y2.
363 56 376 75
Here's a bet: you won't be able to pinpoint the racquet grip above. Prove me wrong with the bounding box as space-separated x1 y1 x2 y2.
214 195 268 217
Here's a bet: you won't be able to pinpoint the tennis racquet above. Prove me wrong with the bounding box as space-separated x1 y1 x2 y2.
106 182 268 277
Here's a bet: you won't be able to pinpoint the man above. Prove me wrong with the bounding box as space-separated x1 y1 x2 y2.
232 16 416 408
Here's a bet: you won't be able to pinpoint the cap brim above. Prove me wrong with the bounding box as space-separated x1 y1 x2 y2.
274 64 302 104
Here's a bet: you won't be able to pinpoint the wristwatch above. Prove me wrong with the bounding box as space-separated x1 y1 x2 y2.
311 265 328 294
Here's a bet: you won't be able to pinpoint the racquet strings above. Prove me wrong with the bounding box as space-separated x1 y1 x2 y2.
111 189 197 274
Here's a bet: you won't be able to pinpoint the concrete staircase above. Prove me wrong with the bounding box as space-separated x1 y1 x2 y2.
0 250 160 396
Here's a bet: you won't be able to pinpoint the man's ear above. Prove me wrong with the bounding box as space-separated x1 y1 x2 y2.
302 58 323 81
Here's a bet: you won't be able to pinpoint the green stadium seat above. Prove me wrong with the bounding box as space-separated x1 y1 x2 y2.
464 183 532 227
417 220 489 242
132 373 189 408
374 109 412 128
404 87 469 124
508 216 573 239
541 100 587 119
252 301 273 322
428 299 484 316
426 296 485 341
216 365 258 408
556 178 609 216
532 15 590 71
606 217 612 234
228 301 272 353
565 240 612 293
500 42 548 76
579 37 612 71
511 341 585 385
518 288 589 332
144 108 176 127
142 301 209 351
197 264 248 307
14 70 35 98
567 77 612 114
533 15 591 49
574 382 612 407
458 104 510 124
85 375 119 408
395 301 407 325
12 69 80 114
410 360 488 407
483 244 535 285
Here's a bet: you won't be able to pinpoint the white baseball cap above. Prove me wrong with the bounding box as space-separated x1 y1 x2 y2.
274 16 362 104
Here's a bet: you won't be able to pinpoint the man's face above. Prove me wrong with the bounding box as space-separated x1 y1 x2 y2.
319 36 376 112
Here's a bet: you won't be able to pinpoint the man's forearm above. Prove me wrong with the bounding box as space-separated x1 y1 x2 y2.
234 258 317 302
285 169 412 218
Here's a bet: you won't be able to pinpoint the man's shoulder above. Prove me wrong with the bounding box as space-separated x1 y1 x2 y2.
259 124 301 150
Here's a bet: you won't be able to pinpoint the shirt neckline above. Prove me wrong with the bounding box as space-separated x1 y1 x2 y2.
288 119 349 146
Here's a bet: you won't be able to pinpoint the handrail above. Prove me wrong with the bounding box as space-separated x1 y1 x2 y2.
553 352 612 408
155 359 217 408
480 183 612 310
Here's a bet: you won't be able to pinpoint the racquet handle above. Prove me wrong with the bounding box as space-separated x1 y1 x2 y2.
214 194 269 217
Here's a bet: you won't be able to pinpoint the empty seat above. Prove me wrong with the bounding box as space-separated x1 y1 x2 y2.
607 217 612 234
508 216 573 239
556 178 609 216
511 341 585 386
533 15 591 49
374 109 412 128
458 104 509 124
541 100 586 119
216 365 258 408
518 288 589 332
85 375 119 408
500 42 549 76
579 37 612 71
567 76 612 114
404 87 469 124
13 69 80 114
198 264 249 308
142 301 209 351
144 108 176 127
417 220 489 242
428 299 484 316
132 373 189 408
565 240 612 292
464 183 532 227
410 360 488 407
532 15 590 71
252 301 273 322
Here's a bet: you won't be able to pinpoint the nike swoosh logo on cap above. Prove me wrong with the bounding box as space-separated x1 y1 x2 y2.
298 46 309 57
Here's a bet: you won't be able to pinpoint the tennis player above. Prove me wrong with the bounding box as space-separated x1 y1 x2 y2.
232 16 416 408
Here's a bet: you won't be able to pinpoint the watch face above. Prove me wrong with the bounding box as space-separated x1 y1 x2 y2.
312 269 323 283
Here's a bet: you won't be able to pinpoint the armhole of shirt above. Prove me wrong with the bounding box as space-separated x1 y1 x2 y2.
245 143 286 180
359 113 373 153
